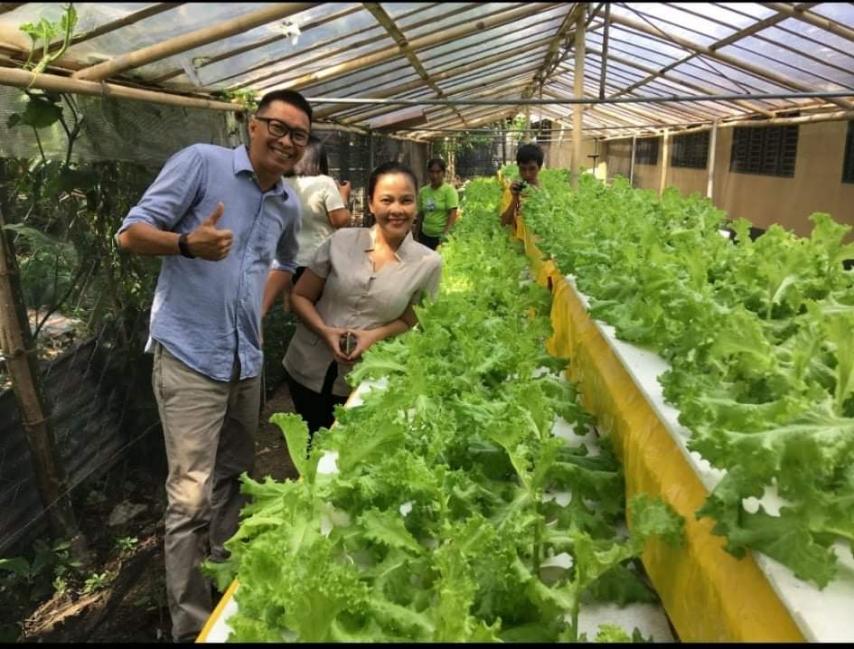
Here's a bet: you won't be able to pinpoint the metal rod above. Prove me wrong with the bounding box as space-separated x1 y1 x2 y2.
306 91 854 106
598 3 610 101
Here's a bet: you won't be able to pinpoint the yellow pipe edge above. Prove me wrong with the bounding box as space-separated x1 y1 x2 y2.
196 578 240 643
514 217 804 642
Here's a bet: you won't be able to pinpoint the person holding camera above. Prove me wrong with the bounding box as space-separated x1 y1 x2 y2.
501 142 544 228
282 161 442 436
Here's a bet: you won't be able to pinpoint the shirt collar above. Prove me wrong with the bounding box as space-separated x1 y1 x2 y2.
232 145 287 198
364 226 416 262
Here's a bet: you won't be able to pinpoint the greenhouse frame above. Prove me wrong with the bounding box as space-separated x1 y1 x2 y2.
0 1 852 644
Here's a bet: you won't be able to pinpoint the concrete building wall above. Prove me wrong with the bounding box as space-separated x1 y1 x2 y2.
603 120 854 236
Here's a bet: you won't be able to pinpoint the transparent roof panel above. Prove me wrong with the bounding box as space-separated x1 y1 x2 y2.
610 3 734 44
419 9 566 61
772 18 854 67
162 5 373 89
811 2 854 24
67 4 285 72
717 41 854 92
727 37 854 91
594 25 690 63
403 3 521 40
1 2 853 139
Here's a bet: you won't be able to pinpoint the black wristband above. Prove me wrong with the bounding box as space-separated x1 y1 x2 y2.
177 233 195 258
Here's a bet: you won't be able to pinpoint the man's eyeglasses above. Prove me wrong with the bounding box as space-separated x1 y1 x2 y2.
254 116 310 146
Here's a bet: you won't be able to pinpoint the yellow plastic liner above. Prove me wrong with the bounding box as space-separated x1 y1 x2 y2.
514 215 804 642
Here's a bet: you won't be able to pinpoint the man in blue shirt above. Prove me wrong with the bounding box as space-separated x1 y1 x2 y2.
116 89 311 642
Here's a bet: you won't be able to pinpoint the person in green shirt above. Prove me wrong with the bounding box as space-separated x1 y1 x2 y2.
416 157 459 250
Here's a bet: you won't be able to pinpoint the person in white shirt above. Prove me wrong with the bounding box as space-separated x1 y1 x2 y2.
262 136 351 314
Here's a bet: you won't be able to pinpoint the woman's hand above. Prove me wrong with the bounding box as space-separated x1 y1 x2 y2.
343 328 381 362
321 325 352 363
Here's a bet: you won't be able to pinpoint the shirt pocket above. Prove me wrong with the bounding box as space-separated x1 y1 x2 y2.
255 209 285 263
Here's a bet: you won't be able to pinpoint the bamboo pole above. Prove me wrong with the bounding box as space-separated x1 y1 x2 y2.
521 4 583 102
598 3 610 100
0 66 240 110
707 120 718 199
362 3 468 127
72 3 316 81
0 206 85 551
571 4 586 187
659 128 669 195
762 2 854 43
283 3 561 91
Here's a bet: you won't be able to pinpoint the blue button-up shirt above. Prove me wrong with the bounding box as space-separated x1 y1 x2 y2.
118 144 299 382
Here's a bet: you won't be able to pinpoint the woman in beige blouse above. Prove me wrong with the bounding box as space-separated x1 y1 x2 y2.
283 161 443 435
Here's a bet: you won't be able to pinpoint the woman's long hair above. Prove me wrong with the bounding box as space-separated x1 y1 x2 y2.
294 135 330 176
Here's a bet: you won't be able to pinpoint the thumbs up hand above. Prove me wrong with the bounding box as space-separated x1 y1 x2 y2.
186 202 233 260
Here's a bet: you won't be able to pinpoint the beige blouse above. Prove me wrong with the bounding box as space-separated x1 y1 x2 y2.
283 226 442 396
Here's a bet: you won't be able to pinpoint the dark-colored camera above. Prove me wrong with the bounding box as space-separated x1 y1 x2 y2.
514 180 527 192
339 332 356 355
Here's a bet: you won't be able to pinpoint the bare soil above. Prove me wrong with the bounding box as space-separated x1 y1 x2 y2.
12 381 298 643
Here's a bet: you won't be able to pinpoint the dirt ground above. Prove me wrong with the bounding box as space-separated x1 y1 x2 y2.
12 381 298 643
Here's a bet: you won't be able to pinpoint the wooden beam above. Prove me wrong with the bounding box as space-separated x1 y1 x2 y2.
72 3 316 81
572 4 585 186
230 3 502 91
762 2 854 43
151 3 361 84
281 3 562 92
607 9 854 110
50 3 184 53
362 3 468 127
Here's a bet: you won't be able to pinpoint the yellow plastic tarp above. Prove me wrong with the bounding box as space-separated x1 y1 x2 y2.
513 214 804 643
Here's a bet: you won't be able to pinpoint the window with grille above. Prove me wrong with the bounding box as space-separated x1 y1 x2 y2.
671 131 709 169
730 124 798 177
843 121 854 184
635 137 659 165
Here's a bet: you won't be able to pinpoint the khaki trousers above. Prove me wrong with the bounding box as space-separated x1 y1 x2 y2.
152 342 259 642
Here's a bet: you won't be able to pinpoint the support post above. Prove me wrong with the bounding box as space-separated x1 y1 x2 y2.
0 206 86 553
598 3 610 100
571 4 586 187
707 119 718 199
630 135 637 186
659 129 670 196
